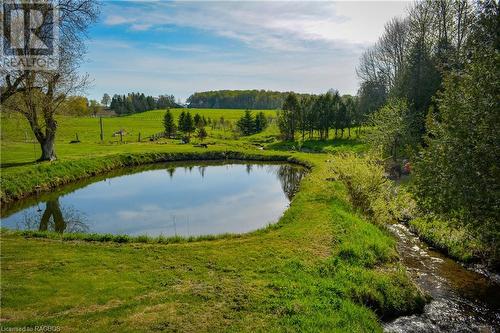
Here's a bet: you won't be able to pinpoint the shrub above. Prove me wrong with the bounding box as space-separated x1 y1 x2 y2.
330 153 391 224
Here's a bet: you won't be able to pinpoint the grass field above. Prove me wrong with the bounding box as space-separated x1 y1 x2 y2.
0 109 424 332
0 108 277 166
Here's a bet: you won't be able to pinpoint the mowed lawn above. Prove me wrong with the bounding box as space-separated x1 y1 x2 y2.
0 110 424 332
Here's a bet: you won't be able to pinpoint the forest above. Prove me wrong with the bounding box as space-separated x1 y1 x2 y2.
109 92 179 115
186 89 308 109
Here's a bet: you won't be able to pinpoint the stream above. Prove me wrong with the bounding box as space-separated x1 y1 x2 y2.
384 223 500 333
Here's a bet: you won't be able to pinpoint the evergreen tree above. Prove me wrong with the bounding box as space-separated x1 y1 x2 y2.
163 109 176 138
279 93 300 141
194 113 202 128
254 112 268 132
197 127 208 142
413 0 500 256
237 109 255 136
182 112 195 136
178 111 186 131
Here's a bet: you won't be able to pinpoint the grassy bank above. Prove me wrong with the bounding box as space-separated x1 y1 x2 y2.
1 151 425 331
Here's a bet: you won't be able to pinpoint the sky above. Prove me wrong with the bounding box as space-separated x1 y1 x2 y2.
82 1 410 103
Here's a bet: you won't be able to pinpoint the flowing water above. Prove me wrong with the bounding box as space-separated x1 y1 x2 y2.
1 161 306 237
384 223 500 333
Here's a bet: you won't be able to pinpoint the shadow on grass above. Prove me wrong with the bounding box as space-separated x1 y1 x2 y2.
0 161 39 169
267 137 366 154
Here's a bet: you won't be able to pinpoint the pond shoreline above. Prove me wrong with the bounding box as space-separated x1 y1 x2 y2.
0 150 311 204
1 160 308 244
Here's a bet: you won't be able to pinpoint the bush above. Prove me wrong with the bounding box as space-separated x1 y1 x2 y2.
329 153 415 225
330 153 390 224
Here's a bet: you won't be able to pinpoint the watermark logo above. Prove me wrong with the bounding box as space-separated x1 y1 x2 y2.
1 0 59 70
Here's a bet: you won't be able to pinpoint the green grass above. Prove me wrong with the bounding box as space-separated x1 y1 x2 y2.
408 217 485 264
1 108 276 144
0 110 426 332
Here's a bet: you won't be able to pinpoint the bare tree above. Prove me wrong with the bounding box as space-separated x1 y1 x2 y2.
1 0 99 161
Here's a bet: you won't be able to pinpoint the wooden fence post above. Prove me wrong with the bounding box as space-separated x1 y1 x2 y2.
99 117 104 141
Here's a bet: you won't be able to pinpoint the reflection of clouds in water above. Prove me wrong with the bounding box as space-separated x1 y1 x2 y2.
101 185 286 236
3 163 306 237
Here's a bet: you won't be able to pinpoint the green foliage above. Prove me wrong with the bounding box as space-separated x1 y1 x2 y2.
357 80 387 117
393 43 441 141
197 127 208 142
278 93 300 141
187 89 309 109
88 100 102 117
60 96 89 116
162 109 176 137
278 91 362 142
101 93 110 107
236 109 256 136
330 153 391 224
366 98 413 160
254 111 268 132
178 111 195 136
409 217 485 264
412 1 500 264
110 92 178 115
193 113 203 128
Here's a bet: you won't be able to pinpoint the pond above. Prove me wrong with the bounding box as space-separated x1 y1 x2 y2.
1 161 307 237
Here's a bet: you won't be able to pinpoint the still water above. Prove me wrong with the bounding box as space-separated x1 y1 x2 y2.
1 161 307 237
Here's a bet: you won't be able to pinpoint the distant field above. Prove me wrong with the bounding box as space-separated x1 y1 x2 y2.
0 108 279 166
0 108 277 144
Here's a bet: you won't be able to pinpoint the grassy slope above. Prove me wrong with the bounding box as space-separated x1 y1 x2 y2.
0 108 276 164
0 110 425 332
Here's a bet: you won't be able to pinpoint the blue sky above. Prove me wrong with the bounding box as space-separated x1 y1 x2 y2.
82 1 410 103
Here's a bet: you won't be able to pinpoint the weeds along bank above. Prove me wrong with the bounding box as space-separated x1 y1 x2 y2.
0 147 426 331
329 153 499 270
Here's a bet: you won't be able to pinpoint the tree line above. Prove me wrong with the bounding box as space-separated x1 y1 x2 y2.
359 0 499 265
110 93 179 115
277 91 361 141
186 90 309 109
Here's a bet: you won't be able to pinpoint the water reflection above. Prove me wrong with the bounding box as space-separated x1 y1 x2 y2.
16 199 89 233
276 164 307 200
1 162 306 237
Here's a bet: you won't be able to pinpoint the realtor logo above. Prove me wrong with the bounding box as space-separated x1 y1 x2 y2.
1 0 59 70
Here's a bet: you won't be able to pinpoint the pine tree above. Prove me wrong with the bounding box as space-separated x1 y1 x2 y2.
197 127 208 142
279 93 299 140
254 112 268 132
183 112 195 136
163 109 176 138
178 111 186 132
194 113 202 128
237 109 255 136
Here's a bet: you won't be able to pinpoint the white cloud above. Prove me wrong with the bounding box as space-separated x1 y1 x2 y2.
129 23 152 31
84 1 410 100
102 1 409 51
